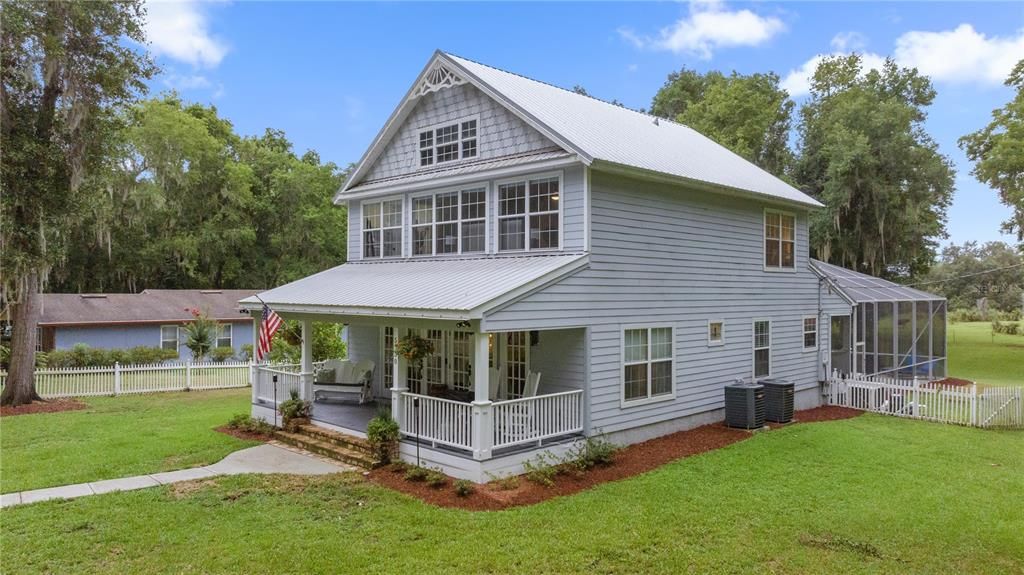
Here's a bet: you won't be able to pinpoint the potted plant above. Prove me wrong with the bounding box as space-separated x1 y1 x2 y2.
394 333 434 380
366 410 400 465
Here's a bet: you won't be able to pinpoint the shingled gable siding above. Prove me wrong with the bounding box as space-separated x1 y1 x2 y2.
484 171 850 435
362 83 559 184
346 163 586 260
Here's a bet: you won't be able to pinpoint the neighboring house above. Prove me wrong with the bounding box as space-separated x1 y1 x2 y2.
40 289 258 362
243 52 946 481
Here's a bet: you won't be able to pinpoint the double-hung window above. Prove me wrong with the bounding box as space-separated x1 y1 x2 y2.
764 210 795 269
622 326 674 404
803 316 817 350
498 175 560 251
161 325 179 352
217 324 232 348
753 320 771 378
363 199 403 258
419 118 478 167
411 187 487 256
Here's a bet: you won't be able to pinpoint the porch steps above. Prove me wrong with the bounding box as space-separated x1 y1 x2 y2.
274 425 379 470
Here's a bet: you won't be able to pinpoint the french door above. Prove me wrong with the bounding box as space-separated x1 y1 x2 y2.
490 331 530 399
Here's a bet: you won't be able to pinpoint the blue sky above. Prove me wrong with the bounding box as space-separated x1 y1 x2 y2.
143 1 1024 248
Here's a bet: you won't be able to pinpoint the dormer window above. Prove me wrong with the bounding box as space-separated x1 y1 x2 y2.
419 118 478 167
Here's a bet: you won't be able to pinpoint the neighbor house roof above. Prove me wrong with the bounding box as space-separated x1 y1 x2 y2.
39 289 259 326
341 51 822 209
240 254 589 320
810 260 945 303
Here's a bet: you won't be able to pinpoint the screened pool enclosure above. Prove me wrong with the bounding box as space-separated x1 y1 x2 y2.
812 260 947 381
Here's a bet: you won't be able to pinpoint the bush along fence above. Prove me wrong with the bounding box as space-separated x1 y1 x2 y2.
825 371 1023 429
0 361 255 399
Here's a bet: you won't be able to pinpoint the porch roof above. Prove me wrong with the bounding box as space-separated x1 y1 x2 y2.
810 259 945 303
241 253 588 320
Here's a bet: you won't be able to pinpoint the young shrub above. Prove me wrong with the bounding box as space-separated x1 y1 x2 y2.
487 473 520 491
278 389 311 430
404 466 429 482
425 469 447 489
453 479 475 497
226 414 274 436
181 308 218 360
523 453 560 487
208 346 236 363
366 411 401 464
228 413 250 429
566 435 620 471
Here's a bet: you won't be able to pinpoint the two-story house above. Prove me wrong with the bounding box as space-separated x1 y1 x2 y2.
243 51 947 481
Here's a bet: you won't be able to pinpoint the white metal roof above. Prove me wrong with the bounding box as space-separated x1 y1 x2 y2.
241 254 589 319
341 52 822 209
810 259 945 303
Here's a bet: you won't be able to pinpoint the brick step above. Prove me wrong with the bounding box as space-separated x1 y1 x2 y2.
274 431 379 470
295 424 373 455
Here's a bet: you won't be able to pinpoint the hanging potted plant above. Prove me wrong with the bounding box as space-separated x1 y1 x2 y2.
394 333 434 390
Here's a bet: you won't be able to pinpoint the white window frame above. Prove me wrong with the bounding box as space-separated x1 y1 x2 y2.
763 208 796 271
707 320 725 347
410 183 489 256
495 171 564 253
620 324 676 408
752 319 772 378
361 196 404 259
160 325 179 352
216 323 233 349
802 316 818 352
418 115 479 167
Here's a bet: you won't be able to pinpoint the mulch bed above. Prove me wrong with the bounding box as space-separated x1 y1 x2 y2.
367 405 863 511
215 425 274 442
0 398 88 417
928 377 975 387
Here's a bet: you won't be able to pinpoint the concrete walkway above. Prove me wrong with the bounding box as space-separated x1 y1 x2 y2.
0 444 351 508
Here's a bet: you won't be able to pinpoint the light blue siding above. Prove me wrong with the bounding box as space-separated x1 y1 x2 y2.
54 321 254 362
485 170 836 435
363 83 557 183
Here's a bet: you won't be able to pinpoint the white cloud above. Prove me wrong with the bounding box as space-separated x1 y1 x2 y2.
145 0 228 68
830 31 867 52
162 72 211 90
781 51 887 97
619 0 785 59
893 24 1024 84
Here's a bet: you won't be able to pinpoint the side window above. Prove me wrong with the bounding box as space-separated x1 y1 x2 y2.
622 326 674 404
803 317 818 350
708 320 724 346
764 211 795 269
753 320 771 378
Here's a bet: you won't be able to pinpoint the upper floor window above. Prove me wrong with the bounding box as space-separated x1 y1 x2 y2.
363 199 403 258
412 187 487 256
764 210 795 269
498 175 560 251
419 118 478 167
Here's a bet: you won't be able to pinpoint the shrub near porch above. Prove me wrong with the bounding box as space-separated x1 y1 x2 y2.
2 415 1021 574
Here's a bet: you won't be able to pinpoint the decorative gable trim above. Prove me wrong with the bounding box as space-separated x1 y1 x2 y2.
410 62 466 100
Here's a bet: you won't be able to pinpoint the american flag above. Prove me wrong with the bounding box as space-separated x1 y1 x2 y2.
256 303 283 362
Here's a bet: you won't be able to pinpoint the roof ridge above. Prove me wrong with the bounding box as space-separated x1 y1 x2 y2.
348 252 587 266
442 51 695 132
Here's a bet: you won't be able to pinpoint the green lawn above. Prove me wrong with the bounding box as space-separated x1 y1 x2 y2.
948 322 1024 387
2 415 1021 574
0 388 255 493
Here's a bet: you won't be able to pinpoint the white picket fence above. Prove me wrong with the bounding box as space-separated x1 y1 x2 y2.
825 371 1023 429
0 361 253 399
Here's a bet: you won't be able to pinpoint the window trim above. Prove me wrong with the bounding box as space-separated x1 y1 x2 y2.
707 319 725 347
410 182 490 257
160 325 179 352
802 315 818 352
752 319 772 379
417 115 480 168
763 208 797 272
217 323 233 349
360 195 405 259
494 170 564 253
620 323 676 408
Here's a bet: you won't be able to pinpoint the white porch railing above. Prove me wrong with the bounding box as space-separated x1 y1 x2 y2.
253 364 303 405
397 389 585 455
0 361 252 398
400 392 474 451
493 390 584 449
825 370 1023 429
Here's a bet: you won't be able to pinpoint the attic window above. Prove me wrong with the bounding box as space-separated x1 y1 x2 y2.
419 118 478 167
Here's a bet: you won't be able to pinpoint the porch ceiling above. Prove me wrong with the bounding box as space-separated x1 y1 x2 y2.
241 253 588 320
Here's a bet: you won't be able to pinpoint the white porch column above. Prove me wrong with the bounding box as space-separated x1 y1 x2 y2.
391 351 408 429
300 319 314 401
471 332 493 461
250 312 260 405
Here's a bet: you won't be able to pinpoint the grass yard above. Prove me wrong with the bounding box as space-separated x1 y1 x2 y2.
2 414 1022 574
0 388 255 494
948 322 1024 387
